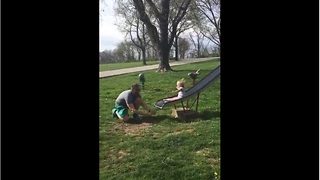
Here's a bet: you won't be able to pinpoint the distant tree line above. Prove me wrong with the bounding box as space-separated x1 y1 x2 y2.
99 37 219 64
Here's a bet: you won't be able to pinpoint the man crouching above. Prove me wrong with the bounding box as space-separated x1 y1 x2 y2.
112 83 156 122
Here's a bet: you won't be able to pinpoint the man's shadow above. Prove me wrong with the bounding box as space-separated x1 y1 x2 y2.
125 110 220 124
126 115 176 124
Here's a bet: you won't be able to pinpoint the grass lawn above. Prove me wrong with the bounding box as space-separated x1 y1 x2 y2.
100 59 220 179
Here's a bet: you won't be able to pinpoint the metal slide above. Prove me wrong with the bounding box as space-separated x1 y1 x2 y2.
154 65 220 109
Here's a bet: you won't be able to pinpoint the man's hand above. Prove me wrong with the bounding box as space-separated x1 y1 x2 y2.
130 109 149 116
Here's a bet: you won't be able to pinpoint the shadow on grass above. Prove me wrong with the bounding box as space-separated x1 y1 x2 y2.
123 110 219 124
176 110 220 123
198 110 220 119
126 114 176 124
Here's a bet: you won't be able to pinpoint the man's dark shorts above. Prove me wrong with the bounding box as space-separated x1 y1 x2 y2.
112 104 128 118
112 104 141 121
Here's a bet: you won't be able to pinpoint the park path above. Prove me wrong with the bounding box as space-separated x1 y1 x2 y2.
99 57 219 78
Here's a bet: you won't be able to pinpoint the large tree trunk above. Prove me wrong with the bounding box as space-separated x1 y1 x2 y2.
132 0 192 72
157 17 172 72
157 46 171 72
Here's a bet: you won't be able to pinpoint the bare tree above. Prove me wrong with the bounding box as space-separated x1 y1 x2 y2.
132 0 192 71
171 18 193 61
146 45 158 60
194 0 220 53
178 37 190 59
129 18 149 65
100 50 116 64
188 27 205 58
99 0 107 22
115 0 152 65
113 41 136 62
168 0 194 61
114 42 126 61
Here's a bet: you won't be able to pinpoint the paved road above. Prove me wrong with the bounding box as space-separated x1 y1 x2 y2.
99 57 220 78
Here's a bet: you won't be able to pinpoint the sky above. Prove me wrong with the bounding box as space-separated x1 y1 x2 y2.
99 1 124 52
99 1 215 53
99 1 193 52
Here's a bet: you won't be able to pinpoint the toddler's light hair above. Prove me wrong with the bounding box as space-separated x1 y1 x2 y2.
177 78 185 87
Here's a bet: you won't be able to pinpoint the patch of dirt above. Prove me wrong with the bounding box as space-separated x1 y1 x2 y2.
207 158 220 167
124 123 151 135
196 148 211 155
118 150 128 159
106 149 129 163
112 122 152 136
166 128 195 136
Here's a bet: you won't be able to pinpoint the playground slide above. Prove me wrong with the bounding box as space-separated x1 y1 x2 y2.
154 65 220 109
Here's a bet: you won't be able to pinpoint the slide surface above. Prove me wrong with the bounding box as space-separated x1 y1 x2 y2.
154 65 220 109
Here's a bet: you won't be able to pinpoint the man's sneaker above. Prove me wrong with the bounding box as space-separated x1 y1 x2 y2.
132 113 141 121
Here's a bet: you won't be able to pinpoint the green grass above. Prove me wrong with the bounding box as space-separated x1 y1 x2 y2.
100 59 220 180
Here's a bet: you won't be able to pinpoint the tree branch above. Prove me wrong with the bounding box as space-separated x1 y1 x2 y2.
145 0 161 18
133 0 160 49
